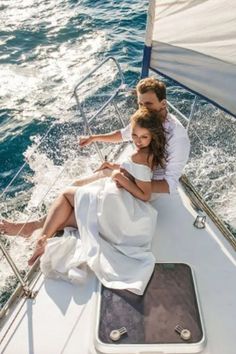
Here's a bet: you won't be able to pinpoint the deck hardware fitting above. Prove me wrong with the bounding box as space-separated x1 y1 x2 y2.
175 325 192 340
193 214 206 229
110 327 127 341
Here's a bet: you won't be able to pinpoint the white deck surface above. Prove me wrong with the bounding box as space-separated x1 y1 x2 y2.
0 185 236 354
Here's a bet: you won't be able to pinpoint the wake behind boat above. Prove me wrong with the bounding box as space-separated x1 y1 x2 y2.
0 1 236 353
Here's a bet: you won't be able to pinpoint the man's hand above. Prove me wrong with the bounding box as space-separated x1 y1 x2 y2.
79 135 94 147
79 131 122 147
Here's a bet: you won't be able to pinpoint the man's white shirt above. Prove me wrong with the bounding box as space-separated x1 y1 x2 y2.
120 113 190 194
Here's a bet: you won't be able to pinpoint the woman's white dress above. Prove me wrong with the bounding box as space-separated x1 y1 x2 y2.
40 158 158 295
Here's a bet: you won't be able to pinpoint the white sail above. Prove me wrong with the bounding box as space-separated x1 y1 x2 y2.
143 0 236 117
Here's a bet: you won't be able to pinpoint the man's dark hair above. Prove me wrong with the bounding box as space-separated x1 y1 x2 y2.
136 77 166 101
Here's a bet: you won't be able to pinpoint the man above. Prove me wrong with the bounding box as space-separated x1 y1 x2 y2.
79 77 190 194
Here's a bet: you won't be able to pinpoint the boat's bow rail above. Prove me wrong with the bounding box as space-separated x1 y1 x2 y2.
0 56 130 322
73 56 128 161
180 174 236 251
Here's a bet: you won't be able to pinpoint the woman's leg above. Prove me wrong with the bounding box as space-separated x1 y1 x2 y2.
0 218 46 238
0 208 78 237
0 212 78 237
61 209 77 228
40 187 76 237
0 171 108 237
28 187 78 265
72 169 110 186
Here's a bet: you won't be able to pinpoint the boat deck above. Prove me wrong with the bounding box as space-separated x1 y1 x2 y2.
0 185 236 354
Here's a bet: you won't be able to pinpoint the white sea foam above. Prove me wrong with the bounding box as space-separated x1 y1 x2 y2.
185 146 236 229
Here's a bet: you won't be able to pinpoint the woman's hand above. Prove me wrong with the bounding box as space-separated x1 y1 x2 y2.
111 170 124 188
111 170 121 180
95 162 119 172
120 167 135 182
78 135 94 147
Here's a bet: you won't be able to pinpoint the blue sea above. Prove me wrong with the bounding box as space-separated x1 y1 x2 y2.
0 0 235 308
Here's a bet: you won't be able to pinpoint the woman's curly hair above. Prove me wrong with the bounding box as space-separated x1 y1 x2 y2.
130 107 167 169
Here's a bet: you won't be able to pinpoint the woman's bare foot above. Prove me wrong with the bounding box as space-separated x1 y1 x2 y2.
28 236 48 266
0 218 46 237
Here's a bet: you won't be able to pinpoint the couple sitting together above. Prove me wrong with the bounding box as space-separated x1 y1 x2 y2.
0 78 190 295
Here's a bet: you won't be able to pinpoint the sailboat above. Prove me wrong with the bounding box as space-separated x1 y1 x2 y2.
0 1 236 353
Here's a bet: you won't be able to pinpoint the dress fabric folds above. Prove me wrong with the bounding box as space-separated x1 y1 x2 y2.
40 158 158 295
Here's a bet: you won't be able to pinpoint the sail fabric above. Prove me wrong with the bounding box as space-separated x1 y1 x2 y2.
145 0 236 117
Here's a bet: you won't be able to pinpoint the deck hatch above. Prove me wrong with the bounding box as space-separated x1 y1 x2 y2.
97 263 204 350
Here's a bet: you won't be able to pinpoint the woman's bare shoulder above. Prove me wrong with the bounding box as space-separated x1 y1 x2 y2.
131 151 153 168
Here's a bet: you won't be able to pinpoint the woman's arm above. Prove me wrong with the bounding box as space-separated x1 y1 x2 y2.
112 170 151 202
71 162 119 188
95 161 120 172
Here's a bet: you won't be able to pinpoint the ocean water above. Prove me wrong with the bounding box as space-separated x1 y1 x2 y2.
0 0 235 309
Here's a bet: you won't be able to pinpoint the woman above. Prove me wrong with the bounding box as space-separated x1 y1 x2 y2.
1 107 167 295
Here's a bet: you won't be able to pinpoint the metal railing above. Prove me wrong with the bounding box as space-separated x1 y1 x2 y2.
0 242 38 300
0 56 129 318
181 174 236 251
73 56 127 160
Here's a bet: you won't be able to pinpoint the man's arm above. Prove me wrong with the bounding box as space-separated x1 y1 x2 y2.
151 117 191 194
79 131 122 147
151 179 170 193
152 133 190 194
